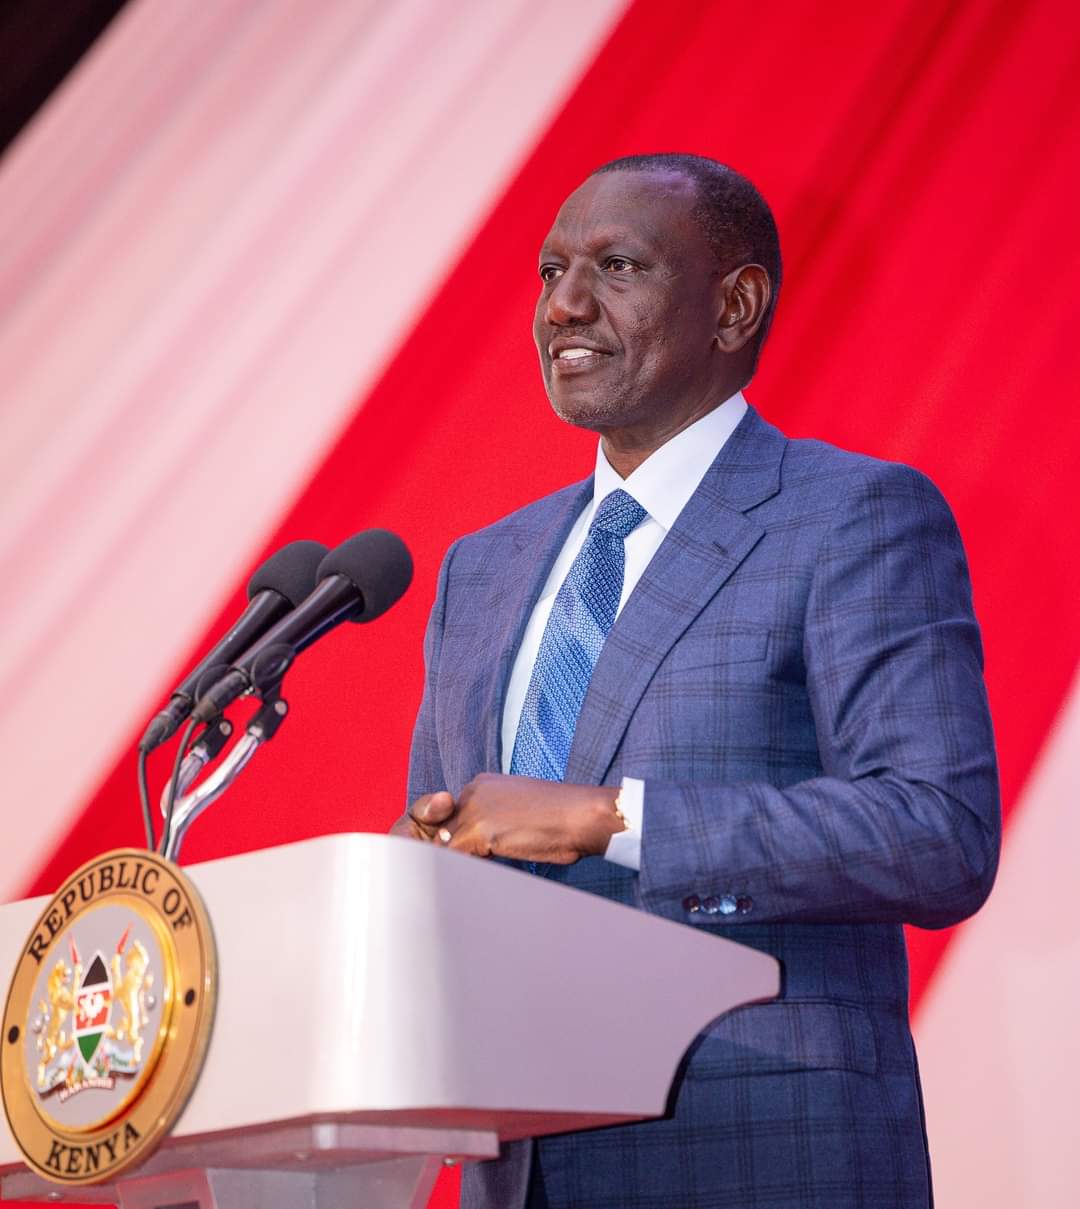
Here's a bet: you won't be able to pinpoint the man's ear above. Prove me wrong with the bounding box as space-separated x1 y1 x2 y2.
715 264 771 353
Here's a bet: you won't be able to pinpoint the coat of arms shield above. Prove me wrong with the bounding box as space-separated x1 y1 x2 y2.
72 952 112 1067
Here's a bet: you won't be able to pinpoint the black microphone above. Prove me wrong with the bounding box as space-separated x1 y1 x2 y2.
190 529 414 723
139 540 328 752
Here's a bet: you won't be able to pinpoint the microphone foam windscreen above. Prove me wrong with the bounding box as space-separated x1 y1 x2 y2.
247 540 328 607
318 530 414 622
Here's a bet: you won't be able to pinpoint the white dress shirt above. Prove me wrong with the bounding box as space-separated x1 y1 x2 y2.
500 391 749 869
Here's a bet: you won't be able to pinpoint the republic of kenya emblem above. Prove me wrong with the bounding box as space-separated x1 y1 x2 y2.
1 850 216 1185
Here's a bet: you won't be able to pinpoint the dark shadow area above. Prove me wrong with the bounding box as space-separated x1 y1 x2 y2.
0 0 131 159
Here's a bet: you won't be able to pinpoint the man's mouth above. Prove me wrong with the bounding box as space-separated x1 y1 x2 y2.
549 343 612 373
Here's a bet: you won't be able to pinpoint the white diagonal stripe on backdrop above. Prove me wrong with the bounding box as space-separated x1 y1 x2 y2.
914 667 1080 1208
0 0 630 899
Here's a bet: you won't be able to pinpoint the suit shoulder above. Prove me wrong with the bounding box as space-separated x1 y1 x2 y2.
452 477 591 553
781 434 950 507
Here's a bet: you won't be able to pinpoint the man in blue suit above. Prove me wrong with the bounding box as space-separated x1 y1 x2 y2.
393 154 999 1208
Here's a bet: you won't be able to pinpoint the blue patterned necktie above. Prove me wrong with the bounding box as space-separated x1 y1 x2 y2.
510 488 648 783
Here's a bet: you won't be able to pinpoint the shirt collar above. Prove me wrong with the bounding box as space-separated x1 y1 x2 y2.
591 391 748 531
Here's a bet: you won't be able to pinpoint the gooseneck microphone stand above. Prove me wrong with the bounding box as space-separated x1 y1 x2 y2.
158 695 290 860
155 645 297 861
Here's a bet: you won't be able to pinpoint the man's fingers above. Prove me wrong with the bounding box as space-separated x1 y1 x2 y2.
444 819 493 858
412 790 455 825
391 813 434 841
390 790 456 845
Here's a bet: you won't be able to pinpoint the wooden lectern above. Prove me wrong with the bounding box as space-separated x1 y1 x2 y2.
0 834 779 1208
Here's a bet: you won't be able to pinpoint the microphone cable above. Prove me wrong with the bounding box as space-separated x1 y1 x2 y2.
138 746 155 851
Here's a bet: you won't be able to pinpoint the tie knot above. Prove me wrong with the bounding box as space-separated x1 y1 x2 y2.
590 489 647 539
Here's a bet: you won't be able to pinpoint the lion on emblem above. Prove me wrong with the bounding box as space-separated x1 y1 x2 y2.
111 931 152 1064
36 947 81 1090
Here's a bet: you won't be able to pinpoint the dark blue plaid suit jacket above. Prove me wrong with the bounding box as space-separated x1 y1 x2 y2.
407 407 1000 1209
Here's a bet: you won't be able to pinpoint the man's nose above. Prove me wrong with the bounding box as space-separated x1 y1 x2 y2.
544 263 599 326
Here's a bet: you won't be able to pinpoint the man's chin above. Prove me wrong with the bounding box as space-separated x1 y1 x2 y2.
548 389 625 432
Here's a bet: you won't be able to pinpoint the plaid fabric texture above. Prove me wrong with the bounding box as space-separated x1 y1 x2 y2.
407 407 1000 1209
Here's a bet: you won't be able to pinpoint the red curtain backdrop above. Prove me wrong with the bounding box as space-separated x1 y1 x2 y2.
18 2 1080 1205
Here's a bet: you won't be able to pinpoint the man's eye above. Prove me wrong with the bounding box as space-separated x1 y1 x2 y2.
539 264 564 283
604 257 637 273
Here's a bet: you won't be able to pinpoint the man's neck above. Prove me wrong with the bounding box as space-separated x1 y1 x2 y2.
599 386 748 478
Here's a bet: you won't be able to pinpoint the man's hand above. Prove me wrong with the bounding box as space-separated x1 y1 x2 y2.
390 776 624 864
440 773 622 864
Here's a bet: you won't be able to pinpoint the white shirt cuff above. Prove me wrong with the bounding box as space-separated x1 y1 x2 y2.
603 776 643 871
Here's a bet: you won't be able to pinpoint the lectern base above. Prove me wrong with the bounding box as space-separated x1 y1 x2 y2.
0 1121 499 1209
111 1161 444 1209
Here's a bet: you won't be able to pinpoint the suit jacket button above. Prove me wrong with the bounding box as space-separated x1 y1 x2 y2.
718 895 738 915
701 895 721 914
682 894 701 914
736 895 753 914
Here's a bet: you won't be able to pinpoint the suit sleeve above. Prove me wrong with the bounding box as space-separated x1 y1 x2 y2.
405 539 459 805
637 463 1001 929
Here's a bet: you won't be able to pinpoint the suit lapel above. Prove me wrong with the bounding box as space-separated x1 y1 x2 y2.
564 407 787 785
475 477 593 773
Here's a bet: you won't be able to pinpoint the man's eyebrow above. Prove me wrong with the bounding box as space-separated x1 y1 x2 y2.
538 230 657 260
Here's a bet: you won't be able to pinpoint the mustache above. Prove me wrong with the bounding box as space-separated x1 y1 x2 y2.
539 331 615 356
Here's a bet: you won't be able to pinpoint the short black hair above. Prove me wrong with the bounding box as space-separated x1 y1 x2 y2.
593 153 782 355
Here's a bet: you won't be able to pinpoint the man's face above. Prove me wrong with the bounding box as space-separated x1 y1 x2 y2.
533 169 723 433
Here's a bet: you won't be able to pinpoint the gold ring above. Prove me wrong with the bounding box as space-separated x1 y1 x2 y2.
438 827 452 845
